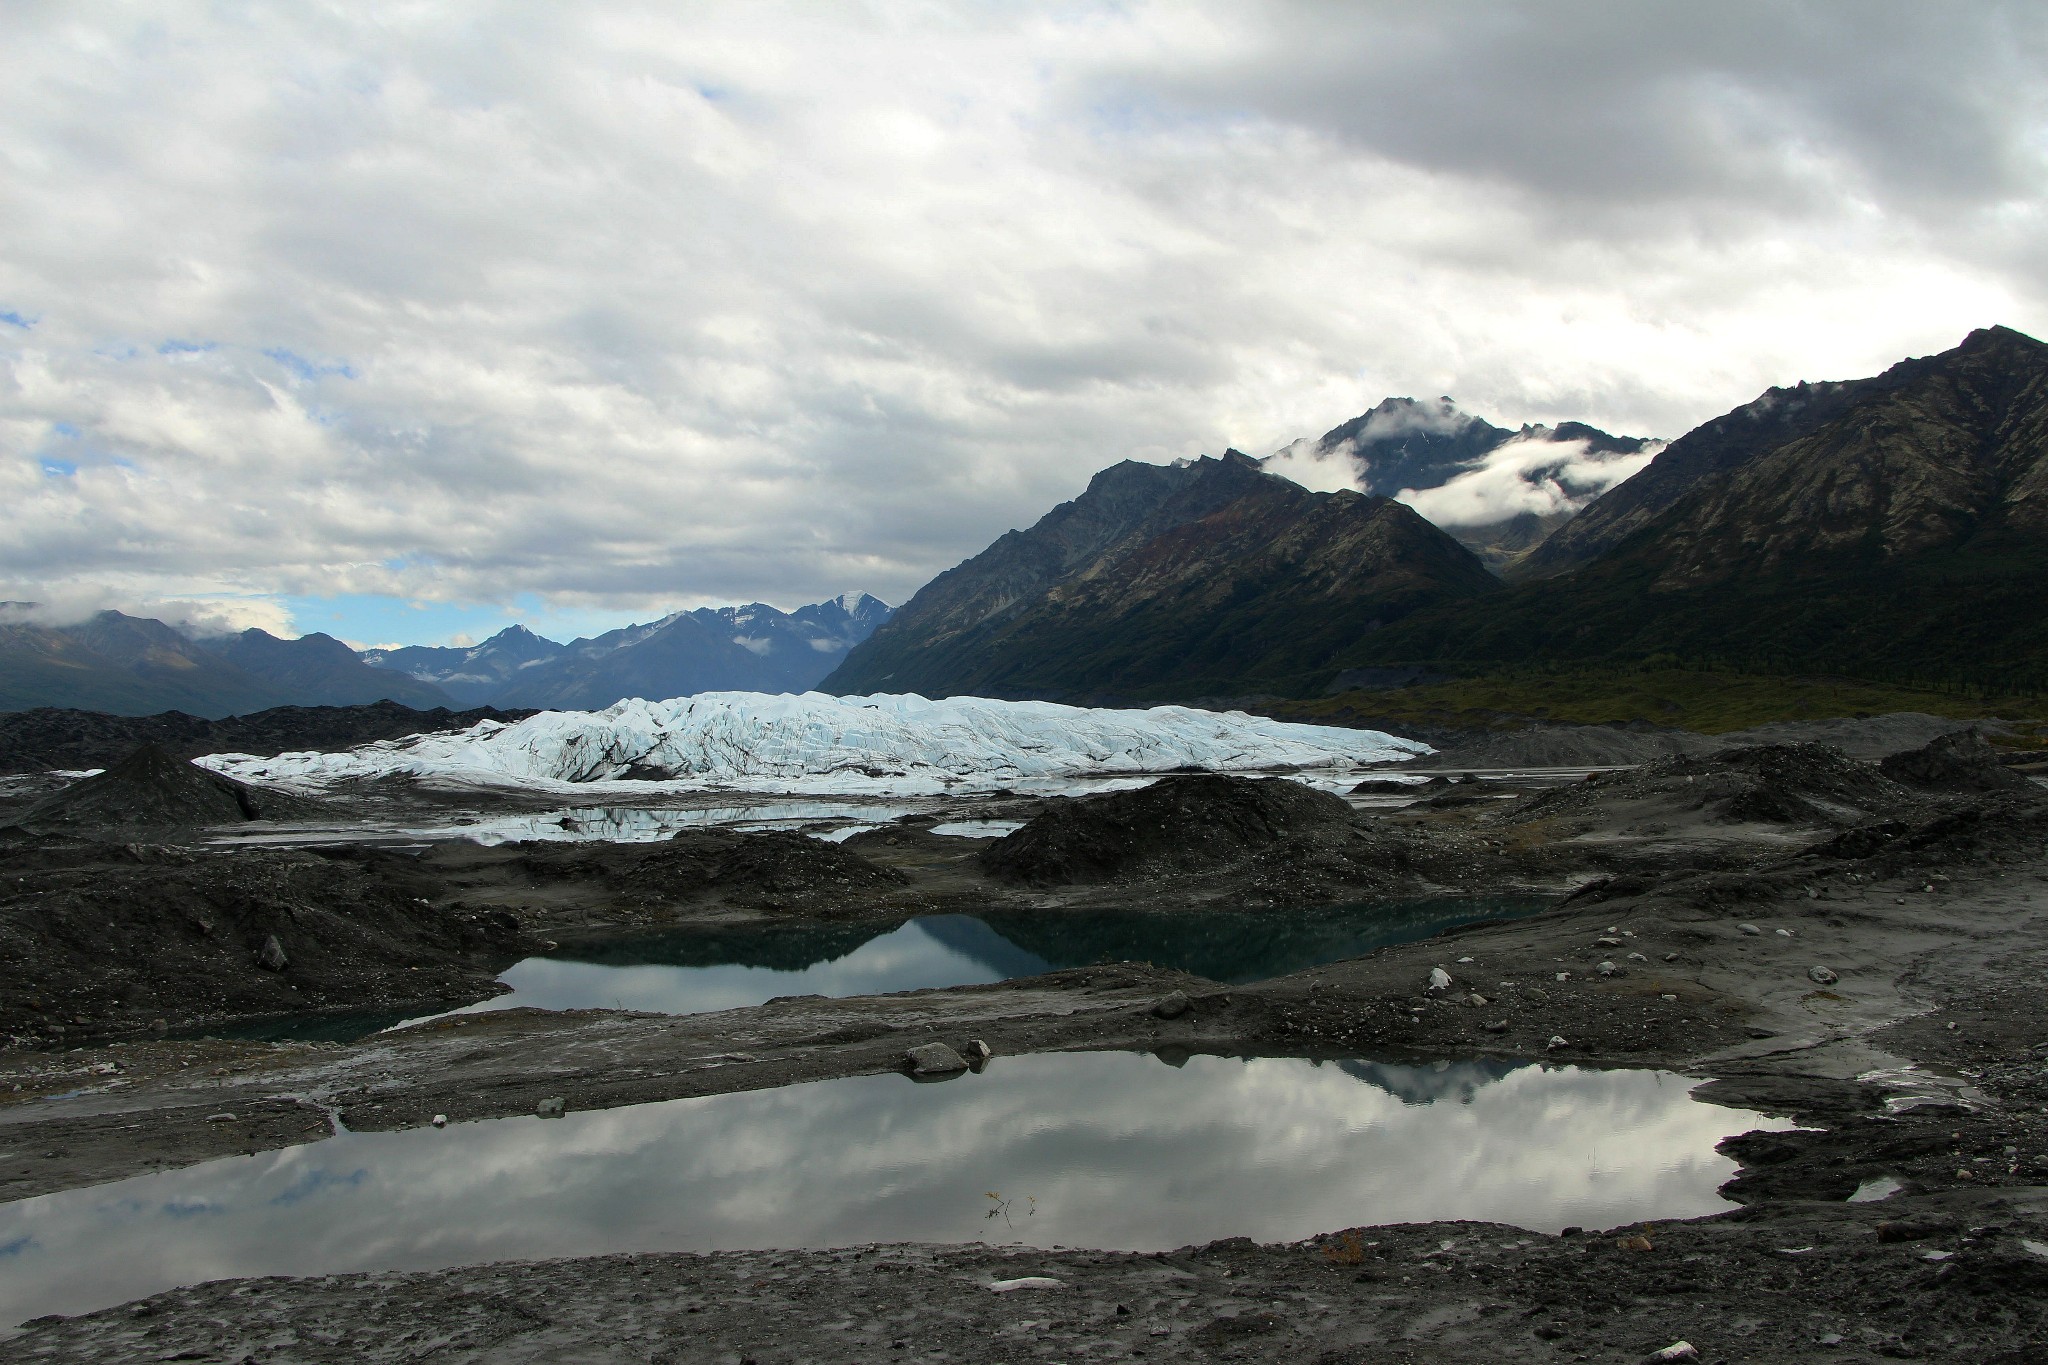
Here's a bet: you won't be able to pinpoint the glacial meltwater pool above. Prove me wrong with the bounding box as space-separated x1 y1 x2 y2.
236 896 1538 1038
0 1050 1789 1328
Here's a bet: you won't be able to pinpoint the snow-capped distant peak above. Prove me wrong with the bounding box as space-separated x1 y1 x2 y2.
835 591 870 613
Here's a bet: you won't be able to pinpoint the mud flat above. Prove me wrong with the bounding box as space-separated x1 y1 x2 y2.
6 726 2048 1360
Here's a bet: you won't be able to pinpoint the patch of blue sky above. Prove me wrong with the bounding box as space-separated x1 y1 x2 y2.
40 458 77 477
157 338 217 355
159 1198 226 1219
52 421 79 437
269 1166 366 1207
263 347 355 381
285 592 649 650
0 309 33 329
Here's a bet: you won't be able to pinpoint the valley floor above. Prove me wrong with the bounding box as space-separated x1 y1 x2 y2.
5 721 2048 1362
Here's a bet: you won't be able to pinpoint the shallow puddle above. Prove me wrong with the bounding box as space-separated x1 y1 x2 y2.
405 897 1549 1030
0 1051 1788 1327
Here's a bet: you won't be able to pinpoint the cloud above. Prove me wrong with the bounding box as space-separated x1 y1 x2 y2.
0 2 2042 641
1396 437 1662 529
1260 437 1362 495
0 583 296 636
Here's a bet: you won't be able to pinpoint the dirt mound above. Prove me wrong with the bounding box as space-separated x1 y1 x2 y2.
0 701 535 776
0 842 531 1039
1515 741 1917 829
1877 729 2037 792
493 828 910 918
979 773 1354 886
1712 711 2006 761
1425 725 1712 769
11 742 328 833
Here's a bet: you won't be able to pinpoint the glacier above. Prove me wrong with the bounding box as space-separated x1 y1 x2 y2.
201 691 1430 796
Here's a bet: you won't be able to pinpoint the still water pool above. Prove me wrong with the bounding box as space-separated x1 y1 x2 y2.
0 1050 1788 1327
425 897 1550 1026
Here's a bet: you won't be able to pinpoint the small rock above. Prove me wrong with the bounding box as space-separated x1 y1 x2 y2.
1467 993 1488 1007
1626 952 1648 963
1808 965 1839 985
964 1038 993 1063
904 1042 968 1075
535 1096 567 1119
1426 968 1452 997
1554 972 1570 982
1152 991 1190 1020
1597 960 1622 978
1456 956 1474 964
1662 953 1679 962
1595 936 1622 948
1546 1035 1568 1050
1642 1344 1699 1363
1775 928 1795 938
431 1114 447 1128
1484 1020 1507 1033
1738 923 1762 937
204 1113 236 1122
254 935 289 973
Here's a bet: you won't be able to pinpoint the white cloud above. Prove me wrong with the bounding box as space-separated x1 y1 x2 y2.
1260 437 1362 495
0 2 2041 639
1396 437 1663 529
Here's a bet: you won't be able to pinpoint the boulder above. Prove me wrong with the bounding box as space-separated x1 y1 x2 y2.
904 1042 968 1076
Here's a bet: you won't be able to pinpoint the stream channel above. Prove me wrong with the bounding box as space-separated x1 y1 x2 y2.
0 1050 1791 1326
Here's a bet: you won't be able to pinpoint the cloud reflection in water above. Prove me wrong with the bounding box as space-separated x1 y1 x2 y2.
0 1052 1789 1326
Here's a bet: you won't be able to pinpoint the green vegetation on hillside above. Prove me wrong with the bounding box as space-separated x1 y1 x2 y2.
1266 666 2048 743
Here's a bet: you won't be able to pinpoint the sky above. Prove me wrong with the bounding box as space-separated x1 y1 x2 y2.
2 2 2044 648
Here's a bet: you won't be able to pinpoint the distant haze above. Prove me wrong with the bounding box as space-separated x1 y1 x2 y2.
2 2 2043 646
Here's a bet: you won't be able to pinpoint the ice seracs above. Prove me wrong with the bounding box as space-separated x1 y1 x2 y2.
202 691 1431 796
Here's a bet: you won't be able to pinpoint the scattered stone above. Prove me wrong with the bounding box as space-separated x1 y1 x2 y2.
535 1097 567 1119
254 935 289 973
1426 967 1452 996
1598 960 1622 978
1595 936 1622 948
430 1114 447 1128
1738 923 1762 936
965 1039 992 1063
204 1113 236 1122
1626 951 1649 963
1546 1035 1568 1051
1151 991 1190 1020
1484 1020 1507 1033
1808 966 1839 985
1643 1344 1699 1363
903 1043 969 1076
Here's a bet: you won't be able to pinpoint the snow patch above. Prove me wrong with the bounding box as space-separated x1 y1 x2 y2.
202 692 1431 797
732 635 773 656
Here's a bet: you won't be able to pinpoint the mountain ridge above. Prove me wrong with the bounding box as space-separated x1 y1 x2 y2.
822 452 1499 702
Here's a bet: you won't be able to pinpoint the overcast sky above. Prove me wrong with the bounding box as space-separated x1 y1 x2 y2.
3 1 2044 647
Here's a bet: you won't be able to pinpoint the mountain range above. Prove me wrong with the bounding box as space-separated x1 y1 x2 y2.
828 325 2048 700
1346 325 2048 689
0 594 892 719
364 594 893 709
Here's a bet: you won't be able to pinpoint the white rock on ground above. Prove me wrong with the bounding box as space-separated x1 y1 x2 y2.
199 692 1431 796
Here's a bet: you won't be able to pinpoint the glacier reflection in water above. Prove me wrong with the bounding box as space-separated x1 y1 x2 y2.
0 1051 1789 1327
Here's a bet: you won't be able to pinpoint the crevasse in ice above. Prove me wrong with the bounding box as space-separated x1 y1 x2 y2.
200 691 1429 796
